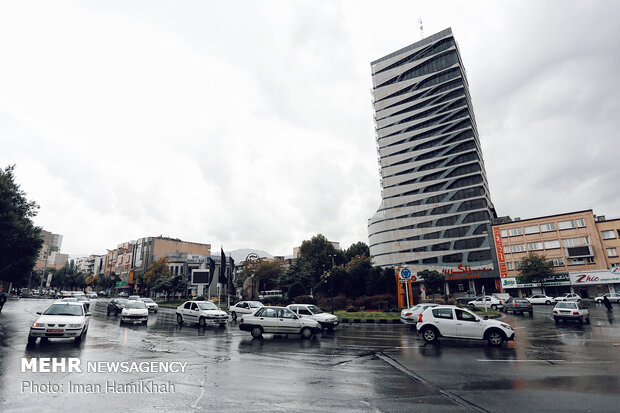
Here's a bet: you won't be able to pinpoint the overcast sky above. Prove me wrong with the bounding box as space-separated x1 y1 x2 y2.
1 0 619 258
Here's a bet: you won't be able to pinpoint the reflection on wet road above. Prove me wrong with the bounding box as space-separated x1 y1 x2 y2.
0 298 619 412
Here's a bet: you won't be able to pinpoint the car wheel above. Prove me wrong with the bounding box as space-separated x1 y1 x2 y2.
27 336 37 344
421 327 438 343
596 299 602 303
107 309 110 316
219 323 226 329
199 317 206 328
491 304 498 310
545 300 551 305
74 329 86 344
327 326 335 332
250 326 263 338
487 330 504 346
469 304 475 309
115 309 119 316
577 299 582 303
176 314 183 325
301 327 313 339
231 312 237 321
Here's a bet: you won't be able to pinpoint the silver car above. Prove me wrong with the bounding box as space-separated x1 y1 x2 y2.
176 301 229 328
28 302 90 344
239 306 321 339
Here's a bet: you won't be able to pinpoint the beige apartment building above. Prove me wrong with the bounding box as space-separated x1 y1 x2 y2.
493 210 620 297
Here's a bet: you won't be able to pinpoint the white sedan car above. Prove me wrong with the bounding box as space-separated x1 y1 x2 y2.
467 295 504 310
239 306 322 339
594 293 620 303
140 297 159 312
553 301 590 323
229 301 265 320
400 303 439 326
554 293 582 302
176 301 229 327
28 302 90 344
527 294 555 305
120 300 149 324
287 304 339 331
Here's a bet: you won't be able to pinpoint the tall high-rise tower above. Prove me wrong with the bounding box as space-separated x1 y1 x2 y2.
368 28 499 290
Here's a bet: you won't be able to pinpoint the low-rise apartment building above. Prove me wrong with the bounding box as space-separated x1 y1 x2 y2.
493 210 620 297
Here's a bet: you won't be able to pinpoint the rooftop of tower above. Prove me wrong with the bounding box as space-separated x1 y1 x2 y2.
371 27 453 66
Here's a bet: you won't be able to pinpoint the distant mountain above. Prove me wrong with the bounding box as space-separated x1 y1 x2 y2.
228 249 273 262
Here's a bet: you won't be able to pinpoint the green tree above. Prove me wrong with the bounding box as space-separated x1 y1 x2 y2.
287 281 306 299
419 269 445 301
254 260 284 291
345 255 373 298
0 165 44 285
517 253 554 294
143 257 172 295
297 234 344 286
344 241 370 262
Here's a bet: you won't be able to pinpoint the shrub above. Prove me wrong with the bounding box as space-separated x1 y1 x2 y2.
287 282 306 299
352 294 396 310
292 295 317 305
264 296 287 306
345 306 360 312
318 294 349 310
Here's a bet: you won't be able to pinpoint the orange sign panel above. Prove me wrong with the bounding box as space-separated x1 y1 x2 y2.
493 227 508 278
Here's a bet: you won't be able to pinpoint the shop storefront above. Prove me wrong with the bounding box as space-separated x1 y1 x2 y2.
569 269 620 298
500 273 571 297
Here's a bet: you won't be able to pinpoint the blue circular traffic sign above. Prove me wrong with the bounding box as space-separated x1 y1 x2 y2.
401 268 411 279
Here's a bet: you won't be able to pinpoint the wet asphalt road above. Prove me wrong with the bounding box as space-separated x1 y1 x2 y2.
0 298 619 412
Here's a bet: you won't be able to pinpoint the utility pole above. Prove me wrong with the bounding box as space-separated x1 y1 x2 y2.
328 254 336 314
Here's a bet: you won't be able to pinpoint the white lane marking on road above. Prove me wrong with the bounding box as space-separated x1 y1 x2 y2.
477 359 609 363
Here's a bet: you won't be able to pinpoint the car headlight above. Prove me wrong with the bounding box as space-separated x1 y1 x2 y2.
69 324 82 328
32 322 45 328
500 323 512 330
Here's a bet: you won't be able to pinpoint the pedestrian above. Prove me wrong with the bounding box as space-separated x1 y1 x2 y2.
603 295 613 311
0 290 7 313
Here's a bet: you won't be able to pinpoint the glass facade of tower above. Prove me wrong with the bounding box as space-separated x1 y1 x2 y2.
368 28 499 282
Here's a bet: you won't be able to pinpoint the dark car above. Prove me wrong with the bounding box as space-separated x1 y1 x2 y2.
503 297 533 315
455 294 479 305
107 298 129 316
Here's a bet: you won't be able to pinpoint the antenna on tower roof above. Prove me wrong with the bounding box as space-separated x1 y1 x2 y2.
418 18 424 40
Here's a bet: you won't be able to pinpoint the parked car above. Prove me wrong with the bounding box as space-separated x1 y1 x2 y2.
128 295 140 301
176 301 229 327
554 293 582 302
527 294 555 305
553 301 590 323
107 298 129 316
416 305 515 346
239 306 322 339
118 292 128 297
120 301 149 324
229 301 264 320
86 292 98 299
140 297 159 312
400 303 439 326
287 304 339 331
28 302 90 344
594 293 620 303
467 295 504 310
455 294 479 306
502 297 533 315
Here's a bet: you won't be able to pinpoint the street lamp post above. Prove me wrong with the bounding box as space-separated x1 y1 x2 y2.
328 254 335 314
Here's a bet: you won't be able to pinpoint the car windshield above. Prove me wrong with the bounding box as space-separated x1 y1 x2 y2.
76 296 88 301
198 302 219 310
141 298 154 303
126 301 147 309
248 301 263 308
62 297 78 302
556 302 576 309
304 305 321 314
43 304 83 316
117 299 129 306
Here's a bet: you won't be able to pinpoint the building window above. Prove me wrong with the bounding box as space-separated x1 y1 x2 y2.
580 236 590 245
503 246 511 254
501 229 508 238
562 238 581 247
511 244 526 253
524 225 539 234
544 240 561 249
575 219 586 228
601 230 616 240
540 223 556 232
608 248 619 258
548 257 564 267
568 257 594 265
506 261 514 270
558 220 575 230
528 242 543 251
508 228 523 236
